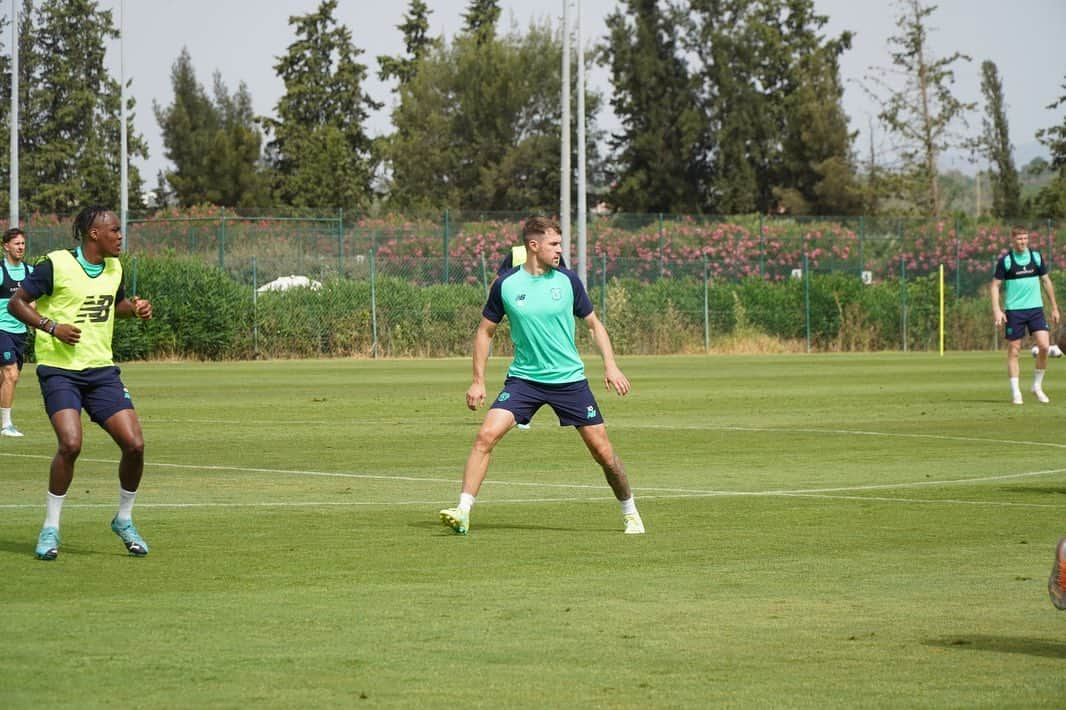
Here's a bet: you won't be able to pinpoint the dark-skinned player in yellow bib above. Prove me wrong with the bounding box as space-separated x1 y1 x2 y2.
7 207 154 561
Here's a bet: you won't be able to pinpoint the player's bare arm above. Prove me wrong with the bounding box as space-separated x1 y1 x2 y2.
1041 274 1060 324
991 278 1006 326
466 317 497 410
584 311 630 396
7 285 81 345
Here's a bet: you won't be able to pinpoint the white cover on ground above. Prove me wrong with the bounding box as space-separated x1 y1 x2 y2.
257 275 322 293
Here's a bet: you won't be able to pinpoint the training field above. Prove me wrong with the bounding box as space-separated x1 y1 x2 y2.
1 354 1065 707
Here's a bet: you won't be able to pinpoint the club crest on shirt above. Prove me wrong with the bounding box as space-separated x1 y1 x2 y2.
551 288 561 300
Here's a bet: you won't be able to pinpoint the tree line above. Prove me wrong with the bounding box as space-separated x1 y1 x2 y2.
0 0 1063 220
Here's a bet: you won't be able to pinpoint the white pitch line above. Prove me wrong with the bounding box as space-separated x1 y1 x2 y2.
623 422 1066 450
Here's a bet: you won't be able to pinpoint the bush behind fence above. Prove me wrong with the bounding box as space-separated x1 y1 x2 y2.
9 210 1057 360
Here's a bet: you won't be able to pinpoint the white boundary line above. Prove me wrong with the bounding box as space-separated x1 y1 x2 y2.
2 426 1065 511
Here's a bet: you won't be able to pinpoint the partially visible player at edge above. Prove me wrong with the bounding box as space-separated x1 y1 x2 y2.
1050 537 1066 610
7 207 154 561
440 216 645 535
991 225 1060 405
0 227 34 437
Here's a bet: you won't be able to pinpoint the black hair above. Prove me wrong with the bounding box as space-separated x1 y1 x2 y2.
73 206 111 242
3 227 24 244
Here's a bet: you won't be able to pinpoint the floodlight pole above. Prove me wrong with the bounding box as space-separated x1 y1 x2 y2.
9 0 19 229
120 0 128 239
575 0 587 285
560 0 571 261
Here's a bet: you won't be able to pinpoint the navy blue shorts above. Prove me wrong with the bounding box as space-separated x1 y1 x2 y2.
0 331 28 370
36 365 134 424
1005 307 1048 341
490 376 605 427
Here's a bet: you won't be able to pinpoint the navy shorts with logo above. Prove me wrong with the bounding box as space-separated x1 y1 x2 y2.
490 376 605 427
0 331 28 370
1005 307 1048 341
37 365 134 424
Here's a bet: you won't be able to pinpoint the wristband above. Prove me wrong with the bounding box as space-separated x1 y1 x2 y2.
49 321 57 335
38 316 50 329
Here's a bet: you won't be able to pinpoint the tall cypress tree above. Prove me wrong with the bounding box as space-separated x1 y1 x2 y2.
977 60 1021 218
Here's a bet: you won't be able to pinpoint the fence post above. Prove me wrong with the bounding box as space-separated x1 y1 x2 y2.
901 255 908 353
130 255 138 297
370 249 379 359
858 215 864 278
337 208 344 275
759 214 765 278
601 251 607 322
658 213 665 278
703 254 710 353
218 208 226 269
803 252 811 354
252 256 258 359
443 210 450 284
954 217 961 297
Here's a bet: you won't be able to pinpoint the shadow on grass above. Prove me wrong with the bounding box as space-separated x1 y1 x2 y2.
924 635 1066 659
410 520 589 533
999 486 1066 496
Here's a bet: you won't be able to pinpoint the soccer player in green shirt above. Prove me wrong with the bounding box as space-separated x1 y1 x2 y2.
7 207 154 560
440 216 645 535
0 228 34 437
991 225 1060 404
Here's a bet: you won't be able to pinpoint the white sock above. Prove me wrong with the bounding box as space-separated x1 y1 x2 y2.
458 492 476 512
619 497 638 515
117 487 137 521
1 407 11 428
1010 377 1021 396
1035 370 1046 389
44 491 65 529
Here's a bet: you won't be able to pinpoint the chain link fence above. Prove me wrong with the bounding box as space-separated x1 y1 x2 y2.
5 209 1059 357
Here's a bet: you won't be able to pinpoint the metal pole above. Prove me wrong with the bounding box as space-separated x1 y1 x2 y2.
575 0 586 285
120 0 128 238
560 0 571 260
9 0 19 229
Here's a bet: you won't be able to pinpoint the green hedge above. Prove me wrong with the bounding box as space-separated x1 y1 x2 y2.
29 253 1056 361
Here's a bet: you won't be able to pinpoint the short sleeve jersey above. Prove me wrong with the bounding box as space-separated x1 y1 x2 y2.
994 249 1047 311
483 266 593 384
0 260 33 334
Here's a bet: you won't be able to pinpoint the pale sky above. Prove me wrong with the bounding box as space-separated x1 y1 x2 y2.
68 0 1066 183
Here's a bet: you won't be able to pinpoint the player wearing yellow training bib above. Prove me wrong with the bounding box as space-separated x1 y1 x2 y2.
7 207 155 561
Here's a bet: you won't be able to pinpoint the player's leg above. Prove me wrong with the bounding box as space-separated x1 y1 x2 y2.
35 408 82 560
1005 312 1024 403
577 423 644 534
92 370 149 556
440 408 515 534
1050 537 1066 610
1031 322 1051 403
0 361 20 435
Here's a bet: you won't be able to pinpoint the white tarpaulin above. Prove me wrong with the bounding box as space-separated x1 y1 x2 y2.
256 275 323 293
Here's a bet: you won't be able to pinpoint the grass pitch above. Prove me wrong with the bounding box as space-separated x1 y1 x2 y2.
2 353 1065 707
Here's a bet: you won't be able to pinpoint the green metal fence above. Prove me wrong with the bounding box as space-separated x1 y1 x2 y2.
6 210 1059 357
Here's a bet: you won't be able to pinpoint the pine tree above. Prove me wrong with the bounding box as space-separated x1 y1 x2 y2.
263 0 381 209
378 0 439 88
600 0 704 213
28 0 147 212
1033 78 1066 219
462 0 501 46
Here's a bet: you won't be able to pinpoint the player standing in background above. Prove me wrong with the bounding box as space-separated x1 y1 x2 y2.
7 207 154 560
991 226 1060 404
440 216 644 535
0 228 34 437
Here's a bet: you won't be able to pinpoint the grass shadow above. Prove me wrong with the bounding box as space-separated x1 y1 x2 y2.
924 634 1066 659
